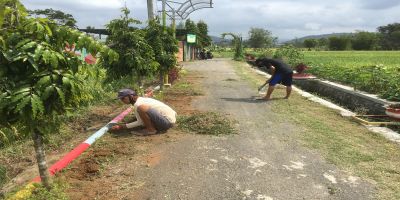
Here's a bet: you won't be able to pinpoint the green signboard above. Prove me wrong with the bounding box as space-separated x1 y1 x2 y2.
187 34 196 43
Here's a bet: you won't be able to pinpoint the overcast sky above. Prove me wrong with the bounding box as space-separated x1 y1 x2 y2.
21 0 400 41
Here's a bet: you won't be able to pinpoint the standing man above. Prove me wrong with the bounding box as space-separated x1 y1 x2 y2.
255 58 293 101
110 89 177 136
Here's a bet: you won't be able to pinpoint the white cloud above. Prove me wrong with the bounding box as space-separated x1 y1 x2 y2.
66 0 124 9
22 0 124 10
358 0 400 10
20 0 400 41
304 23 321 31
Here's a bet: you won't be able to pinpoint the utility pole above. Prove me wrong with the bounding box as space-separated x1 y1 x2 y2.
161 0 170 88
162 0 166 31
147 0 154 20
158 0 213 87
172 9 176 39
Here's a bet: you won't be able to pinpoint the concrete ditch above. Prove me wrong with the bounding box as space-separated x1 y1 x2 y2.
293 78 395 115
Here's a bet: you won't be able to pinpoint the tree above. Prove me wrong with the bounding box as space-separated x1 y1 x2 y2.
287 38 304 48
247 27 277 49
145 19 178 85
0 0 117 189
185 19 198 35
0 0 27 28
222 33 243 61
86 26 95 30
318 38 328 49
328 36 351 50
28 8 77 28
274 45 304 67
303 39 318 50
101 7 158 83
378 23 400 50
351 31 379 50
184 19 199 48
197 20 211 48
176 21 185 29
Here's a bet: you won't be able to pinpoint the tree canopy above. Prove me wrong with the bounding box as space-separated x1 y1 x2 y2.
0 0 117 188
101 7 158 82
378 23 400 50
28 8 77 28
197 20 211 48
247 27 277 49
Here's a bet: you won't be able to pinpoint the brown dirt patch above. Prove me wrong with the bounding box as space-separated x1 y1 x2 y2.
60 72 203 199
144 151 162 167
0 103 128 196
62 130 186 200
164 74 204 115
165 95 197 115
65 149 113 181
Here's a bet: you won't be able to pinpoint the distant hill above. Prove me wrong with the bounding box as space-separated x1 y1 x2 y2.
210 35 232 45
212 33 355 46
286 33 354 43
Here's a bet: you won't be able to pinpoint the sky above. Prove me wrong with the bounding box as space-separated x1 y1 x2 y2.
21 0 400 42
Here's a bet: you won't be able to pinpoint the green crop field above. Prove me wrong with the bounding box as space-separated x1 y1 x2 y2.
302 51 400 101
303 51 400 68
235 49 400 101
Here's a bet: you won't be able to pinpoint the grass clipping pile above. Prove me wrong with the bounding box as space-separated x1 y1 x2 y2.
178 112 237 135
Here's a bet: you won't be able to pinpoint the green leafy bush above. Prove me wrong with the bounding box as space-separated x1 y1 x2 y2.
274 44 304 66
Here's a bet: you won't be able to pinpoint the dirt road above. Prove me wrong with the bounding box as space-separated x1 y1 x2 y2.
60 58 376 200
126 59 375 200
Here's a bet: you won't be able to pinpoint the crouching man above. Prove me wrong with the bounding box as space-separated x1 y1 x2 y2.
111 89 177 136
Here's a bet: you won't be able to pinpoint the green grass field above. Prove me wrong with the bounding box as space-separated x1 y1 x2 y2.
303 51 400 68
302 51 400 101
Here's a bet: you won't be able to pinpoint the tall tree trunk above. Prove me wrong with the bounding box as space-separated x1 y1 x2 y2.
32 130 51 189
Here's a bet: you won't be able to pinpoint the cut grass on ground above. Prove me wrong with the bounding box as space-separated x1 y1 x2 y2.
168 71 237 136
178 112 237 135
232 60 400 200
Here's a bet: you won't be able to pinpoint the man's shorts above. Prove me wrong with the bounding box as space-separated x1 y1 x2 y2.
269 73 293 86
147 108 172 131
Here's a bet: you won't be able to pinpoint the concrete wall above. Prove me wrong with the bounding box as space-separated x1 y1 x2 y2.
293 79 391 115
184 42 190 61
182 42 197 61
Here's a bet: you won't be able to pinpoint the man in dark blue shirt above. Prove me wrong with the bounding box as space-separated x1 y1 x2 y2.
255 58 293 100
